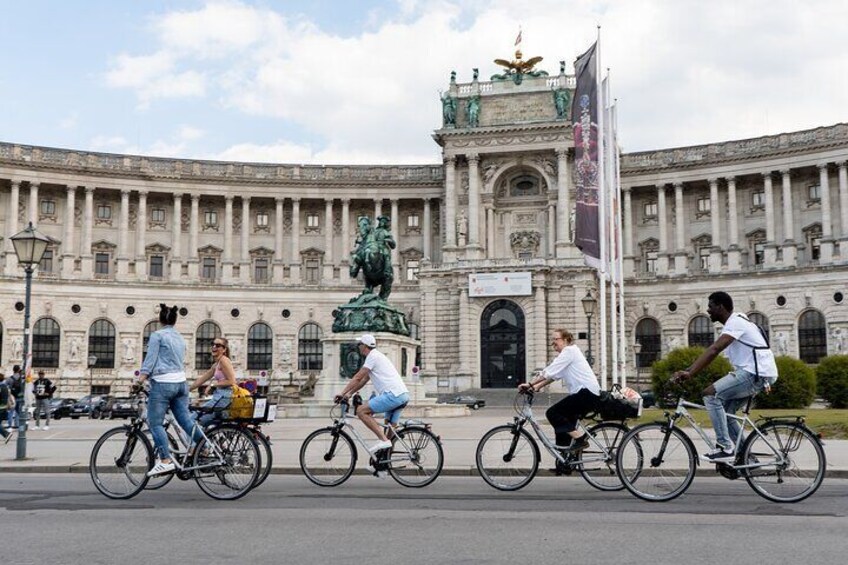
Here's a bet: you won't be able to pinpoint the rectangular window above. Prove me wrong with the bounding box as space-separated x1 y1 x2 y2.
697 197 711 213
201 257 217 280
151 208 166 223
752 191 765 207
39 250 53 272
754 242 765 265
204 210 218 226
95 253 110 275
306 214 320 228
699 247 710 270
811 237 821 261
40 200 56 215
808 184 821 201
256 212 269 227
644 202 657 218
645 251 657 273
97 205 112 220
407 214 419 228
149 255 164 278
254 258 269 283
305 259 320 284
406 260 419 281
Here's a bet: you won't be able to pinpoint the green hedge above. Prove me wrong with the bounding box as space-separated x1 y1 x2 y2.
651 347 732 404
754 356 815 409
816 355 848 408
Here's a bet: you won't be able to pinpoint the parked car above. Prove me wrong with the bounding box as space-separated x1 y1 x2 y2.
36 398 77 420
437 395 486 410
102 397 137 419
89 396 115 419
69 395 109 419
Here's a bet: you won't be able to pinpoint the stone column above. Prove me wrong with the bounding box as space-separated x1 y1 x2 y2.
273 197 285 283
170 193 183 282
422 198 432 259
223 195 234 283
534 280 547 373
136 190 148 279
374 199 382 220
555 148 571 256
726 178 741 271
656 184 668 274
839 162 848 259
340 198 351 283
188 194 200 279
240 196 251 283
390 198 399 268
486 205 495 258
28 182 39 227
4 180 20 274
80 186 95 278
819 163 834 263
673 182 687 275
61 185 76 277
547 203 556 257
116 189 130 278
290 198 301 280
763 172 778 267
708 178 722 272
458 287 471 375
780 170 797 266
622 186 635 277
444 156 457 254
467 154 481 257
324 198 335 280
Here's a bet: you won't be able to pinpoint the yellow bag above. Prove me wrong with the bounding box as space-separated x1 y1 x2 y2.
230 385 254 419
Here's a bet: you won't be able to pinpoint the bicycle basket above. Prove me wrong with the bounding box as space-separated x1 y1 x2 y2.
596 390 641 420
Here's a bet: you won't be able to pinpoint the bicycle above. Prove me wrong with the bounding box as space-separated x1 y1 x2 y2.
615 392 827 503
475 388 639 491
89 390 261 500
299 393 444 487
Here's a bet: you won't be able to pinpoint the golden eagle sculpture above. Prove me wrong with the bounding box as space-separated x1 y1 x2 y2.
492 49 548 85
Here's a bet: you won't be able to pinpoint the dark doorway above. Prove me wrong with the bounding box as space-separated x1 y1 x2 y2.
480 299 526 388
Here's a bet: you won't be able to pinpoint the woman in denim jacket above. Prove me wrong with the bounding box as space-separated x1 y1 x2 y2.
138 304 202 476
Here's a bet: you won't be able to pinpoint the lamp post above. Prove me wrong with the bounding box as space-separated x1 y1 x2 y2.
581 291 597 367
632 340 643 379
10 221 51 460
88 355 98 394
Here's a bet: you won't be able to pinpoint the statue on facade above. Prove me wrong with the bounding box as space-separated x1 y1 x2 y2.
12 336 23 360
349 215 395 301
69 337 81 362
831 327 845 354
466 95 480 127
441 92 457 127
472 67 479 81
491 49 548 85
775 331 789 356
457 209 468 246
553 88 571 119
122 338 136 363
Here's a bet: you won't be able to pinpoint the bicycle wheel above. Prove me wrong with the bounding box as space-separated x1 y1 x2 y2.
387 426 443 488
476 425 540 491
300 427 357 487
617 423 696 502
251 430 273 488
143 429 181 490
90 427 153 500
193 426 260 500
579 422 633 491
742 422 826 503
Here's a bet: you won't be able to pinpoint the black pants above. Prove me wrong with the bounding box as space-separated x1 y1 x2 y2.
546 388 601 447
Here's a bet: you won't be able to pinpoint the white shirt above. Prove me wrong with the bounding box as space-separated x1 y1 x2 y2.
720 313 778 378
363 349 409 396
542 344 600 395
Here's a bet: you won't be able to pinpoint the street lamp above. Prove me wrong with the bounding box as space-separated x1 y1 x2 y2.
581 291 597 367
632 339 643 377
88 355 98 393
10 221 51 460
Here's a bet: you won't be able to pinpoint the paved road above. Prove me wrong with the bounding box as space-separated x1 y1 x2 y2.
2 474 846 565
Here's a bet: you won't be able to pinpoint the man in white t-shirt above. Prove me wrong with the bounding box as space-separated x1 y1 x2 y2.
673 291 778 462
335 334 410 456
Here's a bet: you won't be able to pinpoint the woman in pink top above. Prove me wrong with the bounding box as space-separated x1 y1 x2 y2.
191 336 237 426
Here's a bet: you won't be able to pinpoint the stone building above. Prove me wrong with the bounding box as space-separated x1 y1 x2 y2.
1 61 846 396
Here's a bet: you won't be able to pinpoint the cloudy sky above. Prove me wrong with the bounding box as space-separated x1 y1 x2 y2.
1 0 846 164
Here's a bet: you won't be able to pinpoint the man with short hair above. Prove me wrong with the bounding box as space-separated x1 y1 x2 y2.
335 334 409 475
6 365 23 429
673 291 778 462
33 370 55 430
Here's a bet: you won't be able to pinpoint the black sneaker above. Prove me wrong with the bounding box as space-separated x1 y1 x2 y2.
548 460 572 476
701 448 735 462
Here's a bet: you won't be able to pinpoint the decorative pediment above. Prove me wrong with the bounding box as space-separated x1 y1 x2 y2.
300 247 325 258
802 222 822 235
145 242 171 254
249 246 275 258
691 233 712 247
91 239 117 252
509 230 540 258
198 244 223 257
746 228 766 240
638 237 659 251
400 247 423 260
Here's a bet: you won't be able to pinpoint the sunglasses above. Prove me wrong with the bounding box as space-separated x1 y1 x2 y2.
211 342 224 349
550 337 564 344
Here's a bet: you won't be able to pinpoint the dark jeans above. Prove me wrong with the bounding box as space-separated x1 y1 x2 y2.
546 388 601 447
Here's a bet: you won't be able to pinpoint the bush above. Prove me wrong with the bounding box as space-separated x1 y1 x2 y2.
753 356 815 409
816 355 848 408
651 347 732 405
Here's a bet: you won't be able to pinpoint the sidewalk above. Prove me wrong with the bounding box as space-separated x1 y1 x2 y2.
2 410 847 477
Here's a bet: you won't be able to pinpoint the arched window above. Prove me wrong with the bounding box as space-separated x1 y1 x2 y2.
798 310 827 364
247 323 273 371
195 321 222 370
635 318 661 368
142 320 162 357
32 318 61 368
687 315 715 348
88 319 116 368
747 312 770 342
298 323 323 371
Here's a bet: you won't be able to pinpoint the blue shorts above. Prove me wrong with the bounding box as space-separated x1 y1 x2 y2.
368 391 409 424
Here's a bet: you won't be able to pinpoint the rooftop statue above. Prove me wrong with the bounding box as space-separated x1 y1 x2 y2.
491 49 549 85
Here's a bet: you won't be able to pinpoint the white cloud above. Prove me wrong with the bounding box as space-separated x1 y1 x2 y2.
105 51 206 107
88 124 205 158
177 125 205 141
59 112 79 130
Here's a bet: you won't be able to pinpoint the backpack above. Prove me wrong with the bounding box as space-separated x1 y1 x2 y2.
8 375 23 397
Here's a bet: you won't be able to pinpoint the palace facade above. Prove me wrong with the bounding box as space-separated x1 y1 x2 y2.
1 66 846 396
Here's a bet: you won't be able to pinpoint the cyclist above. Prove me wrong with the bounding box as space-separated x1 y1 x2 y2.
519 328 600 474
334 334 409 455
138 304 203 476
673 291 778 462
190 337 237 426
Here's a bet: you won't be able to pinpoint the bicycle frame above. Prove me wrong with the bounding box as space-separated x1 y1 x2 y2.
333 402 431 468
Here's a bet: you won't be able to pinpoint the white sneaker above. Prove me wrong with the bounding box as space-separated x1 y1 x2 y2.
147 461 176 477
368 440 392 453
43 426 50 431
33 426 41 430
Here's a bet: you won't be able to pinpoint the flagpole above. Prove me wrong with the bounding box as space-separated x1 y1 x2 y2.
614 102 627 387
595 25 607 391
605 73 618 389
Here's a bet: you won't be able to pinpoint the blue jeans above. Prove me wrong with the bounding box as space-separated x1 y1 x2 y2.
704 369 774 451
199 387 233 427
147 380 202 460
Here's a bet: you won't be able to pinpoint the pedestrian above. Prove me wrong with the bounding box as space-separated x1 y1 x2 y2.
33 370 55 430
0 372 13 443
6 365 23 429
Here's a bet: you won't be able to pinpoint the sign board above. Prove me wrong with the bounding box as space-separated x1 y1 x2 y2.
468 272 533 297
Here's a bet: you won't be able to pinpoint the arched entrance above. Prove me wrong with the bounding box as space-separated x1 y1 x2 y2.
480 299 526 388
